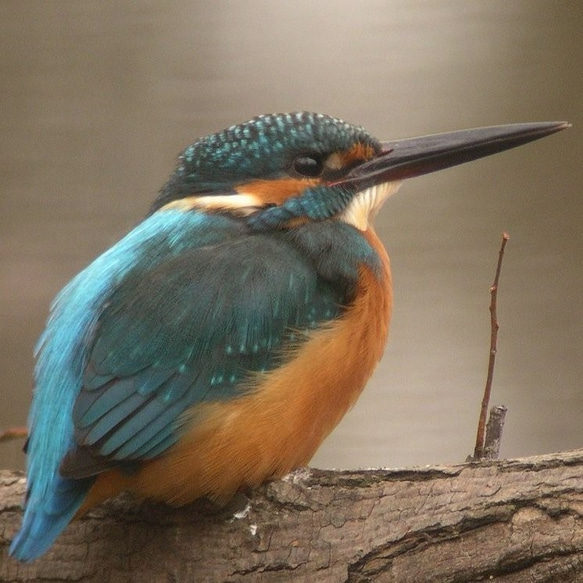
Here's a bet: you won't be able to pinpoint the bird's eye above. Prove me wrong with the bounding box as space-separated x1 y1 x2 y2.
293 154 324 178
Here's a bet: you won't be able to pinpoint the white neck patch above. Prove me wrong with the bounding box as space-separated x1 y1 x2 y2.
339 181 403 230
162 193 263 216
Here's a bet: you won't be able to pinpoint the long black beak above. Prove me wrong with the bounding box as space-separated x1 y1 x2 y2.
337 122 570 190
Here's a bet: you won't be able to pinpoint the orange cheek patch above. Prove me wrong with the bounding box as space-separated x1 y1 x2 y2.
235 177 320 206
340 142 377 166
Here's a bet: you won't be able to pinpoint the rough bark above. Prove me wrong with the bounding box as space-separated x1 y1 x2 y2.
1 449 582 582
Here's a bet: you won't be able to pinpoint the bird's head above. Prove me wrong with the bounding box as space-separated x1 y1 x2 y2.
152 112 568 230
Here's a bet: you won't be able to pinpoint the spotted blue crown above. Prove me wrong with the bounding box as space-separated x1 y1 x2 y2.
153 112 380 209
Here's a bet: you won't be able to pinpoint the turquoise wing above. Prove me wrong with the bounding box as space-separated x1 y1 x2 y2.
60 223 346 478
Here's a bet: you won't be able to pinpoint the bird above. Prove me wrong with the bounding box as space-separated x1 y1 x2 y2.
9 112 568 561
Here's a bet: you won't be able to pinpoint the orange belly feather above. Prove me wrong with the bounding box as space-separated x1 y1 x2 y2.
79 227 392 512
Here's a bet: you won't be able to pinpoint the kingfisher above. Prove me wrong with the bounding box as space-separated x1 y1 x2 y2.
9 112 567 561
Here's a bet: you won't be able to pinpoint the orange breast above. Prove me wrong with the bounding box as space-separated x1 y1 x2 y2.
80 228 392 511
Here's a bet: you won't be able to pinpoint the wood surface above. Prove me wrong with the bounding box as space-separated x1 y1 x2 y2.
1 449 582 582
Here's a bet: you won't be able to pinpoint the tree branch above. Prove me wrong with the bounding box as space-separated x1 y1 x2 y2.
0 428 27 444
1 449 583 581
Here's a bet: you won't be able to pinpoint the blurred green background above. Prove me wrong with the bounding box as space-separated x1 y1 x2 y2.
1 1 581 472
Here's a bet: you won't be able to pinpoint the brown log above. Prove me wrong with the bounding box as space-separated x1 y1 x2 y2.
1 449 583 582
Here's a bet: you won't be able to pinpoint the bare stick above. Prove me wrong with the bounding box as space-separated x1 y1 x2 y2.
473 233 509 460
0 426 28 444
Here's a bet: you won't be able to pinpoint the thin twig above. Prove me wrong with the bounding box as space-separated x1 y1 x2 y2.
0 426 28 444
473 233 509 460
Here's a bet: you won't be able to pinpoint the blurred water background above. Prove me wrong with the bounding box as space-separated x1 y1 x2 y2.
1 1 581 472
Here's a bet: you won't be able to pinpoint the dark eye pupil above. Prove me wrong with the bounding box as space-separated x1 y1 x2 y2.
293 155 324 177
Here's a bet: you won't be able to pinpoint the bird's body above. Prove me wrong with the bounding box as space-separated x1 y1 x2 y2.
9 112 567 561
79 219 391 512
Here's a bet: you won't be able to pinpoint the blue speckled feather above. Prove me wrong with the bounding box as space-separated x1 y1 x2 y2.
152 112 379 210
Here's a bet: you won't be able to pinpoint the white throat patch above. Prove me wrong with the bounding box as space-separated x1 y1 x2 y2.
339 181 403 230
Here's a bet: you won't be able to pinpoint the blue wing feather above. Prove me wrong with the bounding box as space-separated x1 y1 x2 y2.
64 230 346 472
